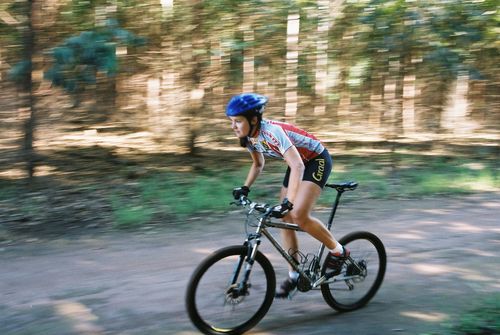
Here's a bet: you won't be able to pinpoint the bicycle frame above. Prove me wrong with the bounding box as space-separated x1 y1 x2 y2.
241 185 353 291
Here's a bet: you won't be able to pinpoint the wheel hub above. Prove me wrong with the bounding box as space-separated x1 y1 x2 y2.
346 260 367 282
225 284 249 304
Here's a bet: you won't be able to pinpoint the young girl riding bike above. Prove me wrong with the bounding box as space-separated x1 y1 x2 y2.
226 93 350 298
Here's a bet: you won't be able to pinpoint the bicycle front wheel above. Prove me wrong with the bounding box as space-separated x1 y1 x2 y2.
321 231 386 312
186 245 276 335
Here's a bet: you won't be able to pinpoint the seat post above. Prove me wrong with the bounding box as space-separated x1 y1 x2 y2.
325 189 344 231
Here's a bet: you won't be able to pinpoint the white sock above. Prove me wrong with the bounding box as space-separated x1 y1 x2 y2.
289 271 299 281
330 243 344 255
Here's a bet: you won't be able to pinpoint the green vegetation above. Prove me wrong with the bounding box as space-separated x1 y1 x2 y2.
331 155 499 198
110 196 154 229
0 152 496 232
108 153 498 227
450 294 500 335
109 166 277 228
422 294 500 335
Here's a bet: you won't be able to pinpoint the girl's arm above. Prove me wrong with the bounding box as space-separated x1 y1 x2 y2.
244 151 265 188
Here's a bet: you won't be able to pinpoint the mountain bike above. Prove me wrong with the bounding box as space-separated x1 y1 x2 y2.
185 181 386 335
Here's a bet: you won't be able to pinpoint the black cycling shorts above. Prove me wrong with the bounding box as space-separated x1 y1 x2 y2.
283 149 332 189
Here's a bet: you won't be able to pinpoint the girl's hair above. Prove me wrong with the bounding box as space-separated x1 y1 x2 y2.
239 137 249 148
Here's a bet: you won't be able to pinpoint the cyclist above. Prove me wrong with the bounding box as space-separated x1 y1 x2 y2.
227 93 350 298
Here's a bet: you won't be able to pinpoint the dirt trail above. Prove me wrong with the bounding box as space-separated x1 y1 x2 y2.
1 193 499 335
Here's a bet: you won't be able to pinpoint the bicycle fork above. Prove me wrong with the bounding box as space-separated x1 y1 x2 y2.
230 234 262 296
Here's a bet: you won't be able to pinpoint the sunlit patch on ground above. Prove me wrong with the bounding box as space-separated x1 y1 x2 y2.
34 165 58 177
419 209 452 215
0 168 25 180
193 247 218 256
412 263 454 275
461 248 496 257
447 222 485 233
458 270 497 283
386 232 425 240
412 263 499 288
482 201 500 209
400 311 448 322
54 300 104 334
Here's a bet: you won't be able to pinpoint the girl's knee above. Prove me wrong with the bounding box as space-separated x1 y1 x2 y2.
290 208 310 226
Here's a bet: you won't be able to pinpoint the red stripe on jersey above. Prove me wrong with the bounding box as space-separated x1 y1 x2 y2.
267 120 320 141
267 120 322 161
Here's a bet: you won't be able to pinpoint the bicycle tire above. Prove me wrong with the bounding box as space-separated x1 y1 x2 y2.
186 245 276 335
321 231 386 312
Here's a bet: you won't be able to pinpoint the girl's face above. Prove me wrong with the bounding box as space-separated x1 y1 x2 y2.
229 116 250 138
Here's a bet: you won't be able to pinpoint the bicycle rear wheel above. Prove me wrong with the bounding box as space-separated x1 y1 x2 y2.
186 245 275 335
321 231 386 312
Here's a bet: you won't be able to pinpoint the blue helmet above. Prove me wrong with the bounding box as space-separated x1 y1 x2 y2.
226 93 268 117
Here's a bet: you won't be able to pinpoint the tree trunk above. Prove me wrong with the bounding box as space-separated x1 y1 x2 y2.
242 24 255 92
22 0 36 180
93 1 118 123
285 11 300 118
185 0 206 156
313 0 329 116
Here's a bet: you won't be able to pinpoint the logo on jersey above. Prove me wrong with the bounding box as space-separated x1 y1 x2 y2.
261 140 270 151
262 130 280 147
312 158 325 182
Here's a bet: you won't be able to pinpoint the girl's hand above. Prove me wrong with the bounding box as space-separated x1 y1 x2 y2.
232 186 250 200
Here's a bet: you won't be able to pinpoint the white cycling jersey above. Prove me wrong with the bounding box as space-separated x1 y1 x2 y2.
247 119 325 162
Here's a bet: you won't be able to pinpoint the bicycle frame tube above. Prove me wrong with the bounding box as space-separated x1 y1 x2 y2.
260 226 333 289
326 190 343 230
316 190 344 263
257 219 319 282
259 228 306 276
243 216 304 275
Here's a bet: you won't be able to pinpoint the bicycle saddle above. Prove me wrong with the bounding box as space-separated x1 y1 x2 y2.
325 181 358 192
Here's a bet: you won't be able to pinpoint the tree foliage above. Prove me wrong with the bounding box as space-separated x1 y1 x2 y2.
44 22 145 94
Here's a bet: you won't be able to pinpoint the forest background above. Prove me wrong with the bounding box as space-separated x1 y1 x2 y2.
0 0 498 236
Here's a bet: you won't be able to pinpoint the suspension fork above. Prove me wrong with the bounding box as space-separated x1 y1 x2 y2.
232 230 263 292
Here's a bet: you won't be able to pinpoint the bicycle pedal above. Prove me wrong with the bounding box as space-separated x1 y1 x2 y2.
275 287 298 299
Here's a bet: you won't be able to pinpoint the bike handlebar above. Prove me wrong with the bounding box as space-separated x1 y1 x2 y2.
232 196 281 218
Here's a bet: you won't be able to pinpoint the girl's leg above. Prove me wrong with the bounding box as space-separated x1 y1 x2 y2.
279 181 340 266
279 186 299 267
293 180 349 275
290 181 338 250
276 181 341 298
276 186 302 298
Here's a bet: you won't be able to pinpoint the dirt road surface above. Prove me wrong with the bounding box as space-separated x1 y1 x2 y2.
1 193 499 335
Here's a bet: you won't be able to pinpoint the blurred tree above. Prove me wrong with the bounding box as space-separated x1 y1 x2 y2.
5 0 38 179
44 22 145 111
1 0 498 163
184 0 207 155
22 0 36 179
422 0 499 130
